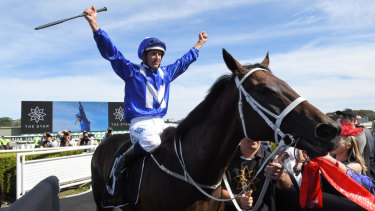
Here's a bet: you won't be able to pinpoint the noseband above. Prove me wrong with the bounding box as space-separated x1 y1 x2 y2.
235 67 306 145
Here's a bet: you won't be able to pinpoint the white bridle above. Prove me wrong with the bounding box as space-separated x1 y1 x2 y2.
223 67 307 210
235 67 306 145
150 68 307 210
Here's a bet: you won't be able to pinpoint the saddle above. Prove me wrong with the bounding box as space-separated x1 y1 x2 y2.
101 140 147 208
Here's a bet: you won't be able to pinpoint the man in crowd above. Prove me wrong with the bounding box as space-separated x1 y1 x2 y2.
57 130 72 147
0 136 12 150
33 135 41 148
43 133 58 148
79 131 90 146
0 136 4 149
369 120 375 178
357 115 375 178
102 127 113 142
222 138 298 210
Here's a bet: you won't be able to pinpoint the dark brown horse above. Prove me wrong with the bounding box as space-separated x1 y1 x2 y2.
91 49 341 211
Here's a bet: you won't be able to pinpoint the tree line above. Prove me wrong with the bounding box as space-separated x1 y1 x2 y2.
0 117 21 127
327 109 375 122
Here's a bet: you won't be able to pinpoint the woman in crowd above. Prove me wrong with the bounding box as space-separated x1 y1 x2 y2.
322 122 366 174
302 122 372 210
320 122 375 197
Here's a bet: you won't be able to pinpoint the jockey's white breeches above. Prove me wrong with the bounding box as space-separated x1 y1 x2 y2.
130 116 176 153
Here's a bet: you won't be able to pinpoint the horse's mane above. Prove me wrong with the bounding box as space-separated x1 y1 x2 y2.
175 74 234 137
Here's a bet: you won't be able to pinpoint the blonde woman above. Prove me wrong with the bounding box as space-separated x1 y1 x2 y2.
322 122 375 196
323 122 366 173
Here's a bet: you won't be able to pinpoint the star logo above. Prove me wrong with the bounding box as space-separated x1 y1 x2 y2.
113 107 124 121
28 106 47 123
233 165 260 192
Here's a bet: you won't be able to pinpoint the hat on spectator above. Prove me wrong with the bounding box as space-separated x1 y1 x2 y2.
336 108 355 118
340 122 363 136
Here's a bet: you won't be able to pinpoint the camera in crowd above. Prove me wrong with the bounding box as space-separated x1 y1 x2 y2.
63 131 69 136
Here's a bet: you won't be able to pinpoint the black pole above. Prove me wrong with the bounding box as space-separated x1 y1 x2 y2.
35 7 107 30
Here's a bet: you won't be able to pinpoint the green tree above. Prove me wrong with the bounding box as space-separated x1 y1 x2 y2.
12 119 21 126
326 110 375 122
357 110 375 121
0 117 12 127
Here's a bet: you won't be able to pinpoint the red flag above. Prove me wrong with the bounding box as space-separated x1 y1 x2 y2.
300 157 375 210
300 160 323 208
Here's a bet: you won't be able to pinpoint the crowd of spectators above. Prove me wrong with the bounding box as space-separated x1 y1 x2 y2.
222 108 375 211
29 131 99 148
1 130 102 150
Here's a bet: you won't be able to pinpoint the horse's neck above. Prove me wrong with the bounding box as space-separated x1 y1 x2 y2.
180 90 243 185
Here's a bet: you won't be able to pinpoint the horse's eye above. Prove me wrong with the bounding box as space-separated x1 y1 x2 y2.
258 87 267 94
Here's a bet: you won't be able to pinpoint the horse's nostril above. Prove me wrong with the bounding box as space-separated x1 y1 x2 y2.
315 123 340 140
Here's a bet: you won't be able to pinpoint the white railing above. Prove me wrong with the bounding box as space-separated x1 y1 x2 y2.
16 146 97 199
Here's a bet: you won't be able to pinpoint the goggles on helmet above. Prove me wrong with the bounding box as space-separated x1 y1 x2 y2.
138 37 166 59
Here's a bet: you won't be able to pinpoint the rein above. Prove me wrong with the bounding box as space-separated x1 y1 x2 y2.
150 142 221 190
151 68 306 210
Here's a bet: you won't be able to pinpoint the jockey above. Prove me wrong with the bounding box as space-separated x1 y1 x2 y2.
84 5 208 185
76 102 91 132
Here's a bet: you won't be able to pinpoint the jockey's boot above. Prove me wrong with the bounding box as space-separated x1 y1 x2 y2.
103 142 147 207
114 142 147 180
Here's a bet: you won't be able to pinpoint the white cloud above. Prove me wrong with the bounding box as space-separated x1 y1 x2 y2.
270 43 375 79
165 85 210 121
313 0 375 28
104 0 263 30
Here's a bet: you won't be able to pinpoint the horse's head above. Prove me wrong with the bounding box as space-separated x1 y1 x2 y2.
223 49 341 157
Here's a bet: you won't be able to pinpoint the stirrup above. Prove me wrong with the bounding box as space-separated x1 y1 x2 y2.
107 156 123 195
106 144 135 195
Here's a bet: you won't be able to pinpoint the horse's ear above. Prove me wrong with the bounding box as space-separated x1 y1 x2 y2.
222 49 246 75
261 52 270 67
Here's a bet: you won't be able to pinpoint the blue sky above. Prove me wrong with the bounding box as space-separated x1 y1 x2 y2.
1 0 374 121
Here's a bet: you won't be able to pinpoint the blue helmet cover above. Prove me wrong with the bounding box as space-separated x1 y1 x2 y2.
138 37 166 59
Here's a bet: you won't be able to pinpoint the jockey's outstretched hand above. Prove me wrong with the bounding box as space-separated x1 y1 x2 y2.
199 31 208 44
84 6 99 31
194 31 208 50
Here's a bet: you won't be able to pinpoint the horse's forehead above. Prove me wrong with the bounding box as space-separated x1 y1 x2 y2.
243 68 273 83
243 68 295 94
